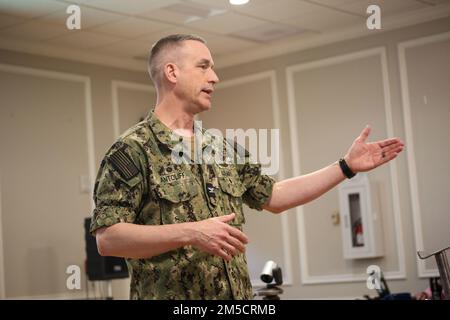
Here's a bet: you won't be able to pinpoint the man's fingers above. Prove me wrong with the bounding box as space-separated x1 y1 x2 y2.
221 241 239 256
217 213 235 223
217 248 231 261
216 212 249 244
226 225 249 244
358 125 371 142
379 138 404 148
226 235 246 253
379 141 403 163
383 142 404 153
202 213 248 260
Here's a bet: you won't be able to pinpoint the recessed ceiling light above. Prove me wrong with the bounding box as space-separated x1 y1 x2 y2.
229 0 249 5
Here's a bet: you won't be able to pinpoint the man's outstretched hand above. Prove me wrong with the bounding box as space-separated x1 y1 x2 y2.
344 125 405 173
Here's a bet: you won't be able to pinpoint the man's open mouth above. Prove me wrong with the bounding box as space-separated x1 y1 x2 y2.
201 88 213 95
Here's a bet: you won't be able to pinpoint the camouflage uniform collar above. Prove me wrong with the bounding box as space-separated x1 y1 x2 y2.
147 110 214 152
146 111 182 150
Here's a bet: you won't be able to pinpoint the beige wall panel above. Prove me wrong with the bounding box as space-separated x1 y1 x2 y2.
0 70 90 297
404 38 450 269
291 54 400 277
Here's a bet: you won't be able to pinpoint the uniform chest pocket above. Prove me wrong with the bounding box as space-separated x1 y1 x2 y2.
155 180 198 203
154 177 200 224
216 165 246 225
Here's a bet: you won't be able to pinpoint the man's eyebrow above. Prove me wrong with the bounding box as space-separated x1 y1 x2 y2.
198 58 214 68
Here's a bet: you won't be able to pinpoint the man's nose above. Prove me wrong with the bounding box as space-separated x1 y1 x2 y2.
209 69 219 84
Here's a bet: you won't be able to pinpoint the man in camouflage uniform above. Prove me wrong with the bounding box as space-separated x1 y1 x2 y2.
90 34 405 299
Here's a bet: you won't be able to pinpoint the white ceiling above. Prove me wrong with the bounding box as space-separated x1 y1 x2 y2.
0 0 449 70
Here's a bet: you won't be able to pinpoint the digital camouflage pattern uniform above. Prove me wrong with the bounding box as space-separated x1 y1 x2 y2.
90 111 275 300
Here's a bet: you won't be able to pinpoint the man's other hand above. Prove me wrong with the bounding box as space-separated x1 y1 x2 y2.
190 213 249 261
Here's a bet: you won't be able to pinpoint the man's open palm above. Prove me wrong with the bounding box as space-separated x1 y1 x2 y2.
345 126 405 172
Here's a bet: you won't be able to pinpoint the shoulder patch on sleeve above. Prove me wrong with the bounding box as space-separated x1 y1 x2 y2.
108 143 140 181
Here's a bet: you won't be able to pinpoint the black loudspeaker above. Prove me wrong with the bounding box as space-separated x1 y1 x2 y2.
84 217 129 281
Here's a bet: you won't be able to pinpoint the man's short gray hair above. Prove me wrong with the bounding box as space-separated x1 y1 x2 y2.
148 34 206 86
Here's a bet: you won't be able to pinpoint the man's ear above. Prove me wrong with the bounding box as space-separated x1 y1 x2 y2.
164 63 178 84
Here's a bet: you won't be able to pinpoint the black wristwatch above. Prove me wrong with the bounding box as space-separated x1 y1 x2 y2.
339 158 356 179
